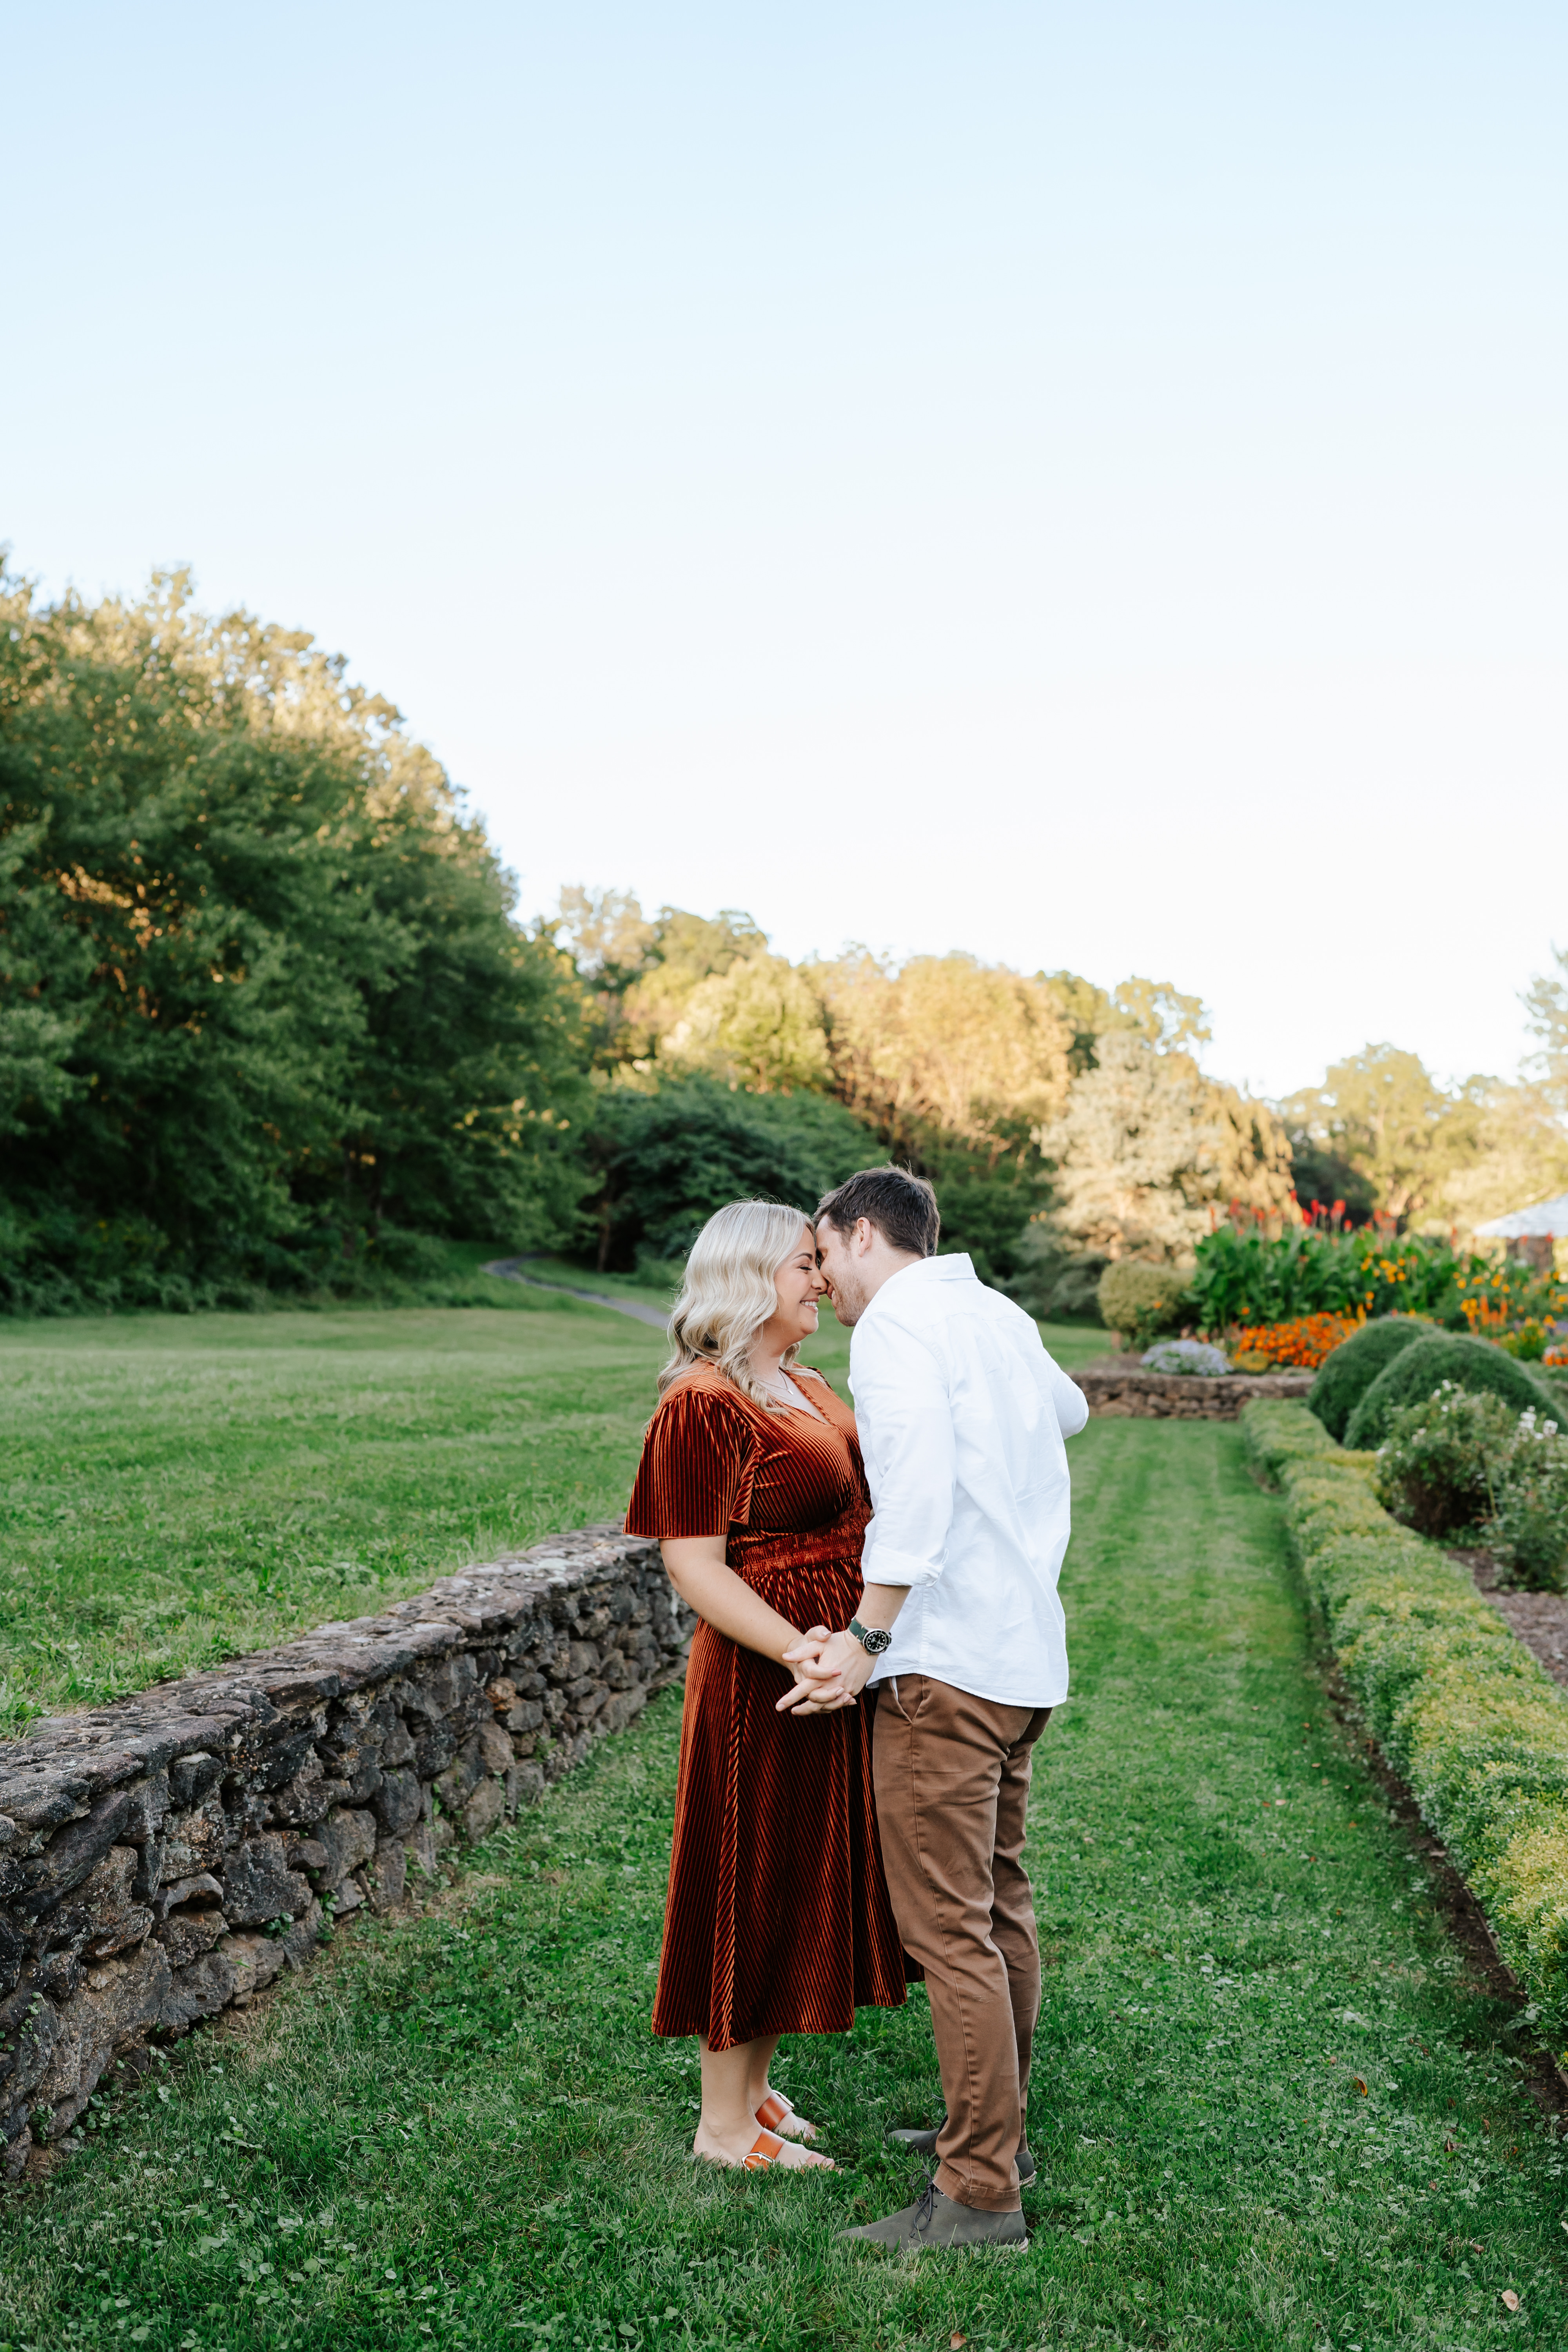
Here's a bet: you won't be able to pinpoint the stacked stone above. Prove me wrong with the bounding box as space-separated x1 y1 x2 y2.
0 1526 691 2176
1076 1363 1316 1419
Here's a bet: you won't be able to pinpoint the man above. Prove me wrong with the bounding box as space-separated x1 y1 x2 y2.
779 1165 1088 2249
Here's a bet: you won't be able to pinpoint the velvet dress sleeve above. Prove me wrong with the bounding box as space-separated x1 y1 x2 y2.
625 1383 759 1540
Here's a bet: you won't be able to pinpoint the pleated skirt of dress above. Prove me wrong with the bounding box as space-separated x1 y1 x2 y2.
652 1551 913 2051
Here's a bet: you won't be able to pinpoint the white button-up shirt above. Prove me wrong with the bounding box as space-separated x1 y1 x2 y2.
849 1252 1089 1709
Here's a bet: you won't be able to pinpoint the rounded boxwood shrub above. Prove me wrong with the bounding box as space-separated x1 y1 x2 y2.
1097 1260 1191 1348
1344 1331 1561 1452
1309 1315 1432 1441
1372 1381 1517 1538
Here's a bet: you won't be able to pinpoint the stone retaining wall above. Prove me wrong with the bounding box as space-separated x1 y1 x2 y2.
0 1526 691 2177
1078 1361 1316 1419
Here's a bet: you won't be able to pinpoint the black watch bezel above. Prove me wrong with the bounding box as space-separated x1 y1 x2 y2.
849 1618 893 1657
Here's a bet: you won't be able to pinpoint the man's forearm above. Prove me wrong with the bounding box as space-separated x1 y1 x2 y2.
854 1581 909 1633
786 1583 907 1677
775 1581 911 1715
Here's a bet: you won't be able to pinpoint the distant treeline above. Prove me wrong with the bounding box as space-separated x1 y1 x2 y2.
4 571 1566 1316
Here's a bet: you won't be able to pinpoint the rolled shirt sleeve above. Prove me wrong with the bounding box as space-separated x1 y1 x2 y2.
851 1317 956 1589
1043 1354 1090 1438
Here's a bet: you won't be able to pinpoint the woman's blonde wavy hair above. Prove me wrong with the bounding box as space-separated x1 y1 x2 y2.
659 1199 816 1409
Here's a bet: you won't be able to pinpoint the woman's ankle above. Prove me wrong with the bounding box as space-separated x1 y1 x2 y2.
698 2108 759 2149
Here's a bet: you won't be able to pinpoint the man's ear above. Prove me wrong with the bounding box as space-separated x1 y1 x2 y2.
854 1217 875 1256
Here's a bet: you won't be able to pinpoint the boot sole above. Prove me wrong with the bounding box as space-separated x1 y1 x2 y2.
839 2223 1029 2251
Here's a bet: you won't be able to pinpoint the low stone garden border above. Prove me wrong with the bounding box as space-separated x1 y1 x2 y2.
1077 1360 1314 1419
0 1526 693 2176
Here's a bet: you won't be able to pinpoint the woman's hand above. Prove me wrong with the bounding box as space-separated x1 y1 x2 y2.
776 1627 858 1714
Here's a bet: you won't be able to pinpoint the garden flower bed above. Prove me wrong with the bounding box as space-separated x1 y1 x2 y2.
1243 1397 1568 2032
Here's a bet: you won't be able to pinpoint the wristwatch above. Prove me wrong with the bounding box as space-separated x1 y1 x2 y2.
848 1618 893 1657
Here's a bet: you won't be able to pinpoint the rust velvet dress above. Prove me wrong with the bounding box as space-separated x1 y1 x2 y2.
625 1363 910 2051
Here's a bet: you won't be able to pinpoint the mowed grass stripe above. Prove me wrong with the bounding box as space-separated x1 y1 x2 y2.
5 1418 1567 2349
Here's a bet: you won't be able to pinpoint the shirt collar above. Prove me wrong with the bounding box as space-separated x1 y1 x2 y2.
862 1252 975 1317
906 1252 974 1281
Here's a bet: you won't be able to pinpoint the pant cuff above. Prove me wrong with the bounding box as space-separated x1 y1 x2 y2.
934 2163 1023 2213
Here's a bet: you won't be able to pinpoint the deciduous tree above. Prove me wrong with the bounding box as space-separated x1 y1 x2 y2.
0 567 590 1304
817 951 1073 1162
1038 1031 1293 1262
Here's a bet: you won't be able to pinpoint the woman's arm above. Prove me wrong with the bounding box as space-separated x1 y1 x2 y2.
661 1535 812 1667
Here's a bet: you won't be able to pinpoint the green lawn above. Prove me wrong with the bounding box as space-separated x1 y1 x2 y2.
0 1291 1101 1730
6 1417 1566 2350
0 1290 666 1730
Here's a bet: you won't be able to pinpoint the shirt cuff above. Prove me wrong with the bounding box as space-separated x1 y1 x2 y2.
861 1541 943 1589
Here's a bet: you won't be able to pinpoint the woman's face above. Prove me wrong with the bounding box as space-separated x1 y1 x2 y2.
762 1225 827 1350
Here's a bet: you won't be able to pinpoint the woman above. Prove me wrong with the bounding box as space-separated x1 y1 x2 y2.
625 1200 909 2172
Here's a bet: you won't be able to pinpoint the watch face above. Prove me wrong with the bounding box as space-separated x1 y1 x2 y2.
863 1626 893 1656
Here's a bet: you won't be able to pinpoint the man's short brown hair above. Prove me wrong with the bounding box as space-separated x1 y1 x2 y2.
816 1165 940 1258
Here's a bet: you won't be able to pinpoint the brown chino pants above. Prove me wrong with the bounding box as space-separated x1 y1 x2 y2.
872 1674 1052 2212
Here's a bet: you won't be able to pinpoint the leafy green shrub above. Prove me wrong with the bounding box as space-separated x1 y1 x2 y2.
1191 1223 1363 1331
1096 1260 1191 1348
1006 1227 1107 1323
1308 1315 1434 1440
632 1247 688 1295
1045 1258 1109 1320
1243 1398 1568 2029
1344 1332 1561 1451
1492 1409 1568 1593
1191 1220 1474 1333
581 1080 875 1269
922 1157 1049 1288
1372 1382 1515 1539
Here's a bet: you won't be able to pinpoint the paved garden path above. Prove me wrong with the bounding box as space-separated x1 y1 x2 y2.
482 1257 671 1328
5 1419 1568 2350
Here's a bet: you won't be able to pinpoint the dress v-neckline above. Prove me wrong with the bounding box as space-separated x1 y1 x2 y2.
769 1373 829 1425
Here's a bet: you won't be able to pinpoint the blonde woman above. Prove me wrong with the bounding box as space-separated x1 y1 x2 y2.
625 1201 909 2172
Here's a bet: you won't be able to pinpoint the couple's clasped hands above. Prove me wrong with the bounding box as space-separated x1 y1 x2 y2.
775 1625 875 1717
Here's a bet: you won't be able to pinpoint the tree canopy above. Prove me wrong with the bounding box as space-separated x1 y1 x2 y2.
548 888 1259 1281
6 567 1559 1318
581 1080 875 1271
0 569 589 1308
1283 1042 1568 1234
1038 1031 1294 1261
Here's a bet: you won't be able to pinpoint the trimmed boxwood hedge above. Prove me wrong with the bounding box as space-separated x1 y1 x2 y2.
1244 1398 1568 2031
1343 1330 1562 1450
1308 1314 1433 1440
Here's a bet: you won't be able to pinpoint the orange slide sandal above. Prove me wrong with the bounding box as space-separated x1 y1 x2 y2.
755 2092 817 2141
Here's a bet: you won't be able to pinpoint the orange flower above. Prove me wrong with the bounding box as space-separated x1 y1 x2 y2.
1226 1312 1360 1370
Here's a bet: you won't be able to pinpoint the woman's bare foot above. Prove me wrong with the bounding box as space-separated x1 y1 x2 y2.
693 2119 835 2170
753 2087 819 2141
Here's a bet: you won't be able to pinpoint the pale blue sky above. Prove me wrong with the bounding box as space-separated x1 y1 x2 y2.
7 4 1565 1098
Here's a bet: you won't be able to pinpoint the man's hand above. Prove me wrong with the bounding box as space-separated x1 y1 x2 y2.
775 1628 875 1715
771 1626 840 1716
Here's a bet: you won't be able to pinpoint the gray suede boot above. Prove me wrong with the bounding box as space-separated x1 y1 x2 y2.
838 2179 1028 2250
887 2120 1036 2185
